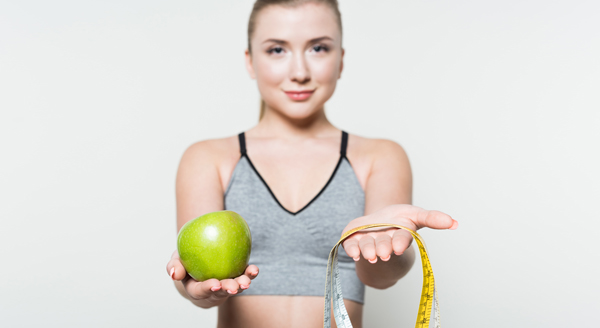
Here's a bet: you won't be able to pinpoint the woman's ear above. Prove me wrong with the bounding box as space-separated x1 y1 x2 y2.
338 48 345 79
245 49 256 80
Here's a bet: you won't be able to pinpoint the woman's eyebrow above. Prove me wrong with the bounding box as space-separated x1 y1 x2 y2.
261 36 334 45
262 39 287 45
308 36 334 43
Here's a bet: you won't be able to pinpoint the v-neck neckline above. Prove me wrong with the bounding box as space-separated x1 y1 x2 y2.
243 153 345 216
237 131 348 216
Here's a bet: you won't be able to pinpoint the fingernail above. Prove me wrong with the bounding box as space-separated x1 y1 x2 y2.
251 271 258 275
449 221 459 230
368 258 377 264
169 267 175 280
240 284 249 290
353 257 360 261
210 286 221 292
394 251 403 256
227 290 237 295
380 255 391 261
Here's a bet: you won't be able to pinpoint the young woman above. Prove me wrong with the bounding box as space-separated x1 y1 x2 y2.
166 1 458 327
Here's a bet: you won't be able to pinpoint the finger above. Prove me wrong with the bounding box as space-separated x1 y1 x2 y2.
243 265 259 280
358 235 377 263
220 279 241 295
166 256 187 281
184 278 221 300
416 209 458 230
342 237 361 261
374 233 393 261
235 275 251 290
166 250 178 278
392 229 413 256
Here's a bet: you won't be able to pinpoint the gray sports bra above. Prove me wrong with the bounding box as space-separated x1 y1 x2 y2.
224 131 366 303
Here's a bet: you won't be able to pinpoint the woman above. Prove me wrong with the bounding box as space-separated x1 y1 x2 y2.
166 1 458 327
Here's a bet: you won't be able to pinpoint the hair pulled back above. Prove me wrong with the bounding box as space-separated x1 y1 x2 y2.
247 0 343 120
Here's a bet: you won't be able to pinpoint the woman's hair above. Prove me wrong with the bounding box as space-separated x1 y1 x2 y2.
247 0 343 120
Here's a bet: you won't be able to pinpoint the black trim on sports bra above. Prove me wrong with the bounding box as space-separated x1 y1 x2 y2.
238 132 247 156
237 131 347 216
340 131 348 158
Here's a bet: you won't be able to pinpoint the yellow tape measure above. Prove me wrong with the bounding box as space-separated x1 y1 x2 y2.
323 224 440 328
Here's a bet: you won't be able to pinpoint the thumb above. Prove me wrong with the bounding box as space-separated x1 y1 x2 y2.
416 209 458 230
167 251 187 281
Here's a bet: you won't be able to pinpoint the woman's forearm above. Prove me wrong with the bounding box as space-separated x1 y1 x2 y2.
355 244 416 289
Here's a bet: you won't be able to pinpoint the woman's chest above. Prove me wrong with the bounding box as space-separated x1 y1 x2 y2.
247 149 342 214
224 157 365 260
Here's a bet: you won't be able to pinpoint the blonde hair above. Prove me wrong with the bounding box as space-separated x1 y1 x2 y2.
247 0 343 120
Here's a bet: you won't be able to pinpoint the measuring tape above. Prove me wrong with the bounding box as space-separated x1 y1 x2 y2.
323 224 440 328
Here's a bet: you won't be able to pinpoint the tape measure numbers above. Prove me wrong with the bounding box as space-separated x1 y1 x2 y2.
323 224 440 328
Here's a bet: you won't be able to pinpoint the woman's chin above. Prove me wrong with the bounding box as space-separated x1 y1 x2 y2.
273 102 324 121
282 109 322 122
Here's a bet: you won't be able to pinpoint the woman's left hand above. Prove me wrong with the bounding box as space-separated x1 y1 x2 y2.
342 204 458 263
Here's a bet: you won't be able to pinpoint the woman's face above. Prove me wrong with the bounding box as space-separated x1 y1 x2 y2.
246 3 344 120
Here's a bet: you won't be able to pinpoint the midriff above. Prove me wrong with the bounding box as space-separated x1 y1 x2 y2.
217 295 363 328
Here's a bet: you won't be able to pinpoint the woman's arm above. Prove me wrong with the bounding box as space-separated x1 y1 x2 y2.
166 139 259 308
343 139 457 289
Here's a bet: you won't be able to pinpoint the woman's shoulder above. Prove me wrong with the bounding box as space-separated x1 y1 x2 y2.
347 133 409 163
182 135 240 161
178 135 242 190
346 132 411 189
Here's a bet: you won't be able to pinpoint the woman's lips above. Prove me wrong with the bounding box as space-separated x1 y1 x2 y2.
284 90 314 101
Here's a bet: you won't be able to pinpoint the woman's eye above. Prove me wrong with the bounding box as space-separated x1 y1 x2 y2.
268 46 284 54
312 45 329 53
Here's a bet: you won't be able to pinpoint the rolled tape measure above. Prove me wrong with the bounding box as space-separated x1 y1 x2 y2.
323 224 440 328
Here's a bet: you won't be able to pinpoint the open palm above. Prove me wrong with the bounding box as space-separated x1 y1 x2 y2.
341 204 458 263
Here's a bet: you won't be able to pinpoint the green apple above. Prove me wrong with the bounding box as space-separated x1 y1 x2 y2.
177 210 252 281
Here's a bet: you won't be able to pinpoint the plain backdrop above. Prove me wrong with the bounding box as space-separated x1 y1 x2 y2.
1 0 599 327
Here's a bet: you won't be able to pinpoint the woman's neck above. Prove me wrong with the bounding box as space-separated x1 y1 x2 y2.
249 106 339 140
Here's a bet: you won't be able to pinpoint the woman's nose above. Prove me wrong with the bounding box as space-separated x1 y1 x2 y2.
289 53 310 83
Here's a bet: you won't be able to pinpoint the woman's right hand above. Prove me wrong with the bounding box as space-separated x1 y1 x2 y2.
166 250 259 306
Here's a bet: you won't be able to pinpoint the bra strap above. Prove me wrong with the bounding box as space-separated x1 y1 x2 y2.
238 132 247 156
340 131 348 157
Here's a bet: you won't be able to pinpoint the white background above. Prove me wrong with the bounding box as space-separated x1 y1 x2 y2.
1 0 599 327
